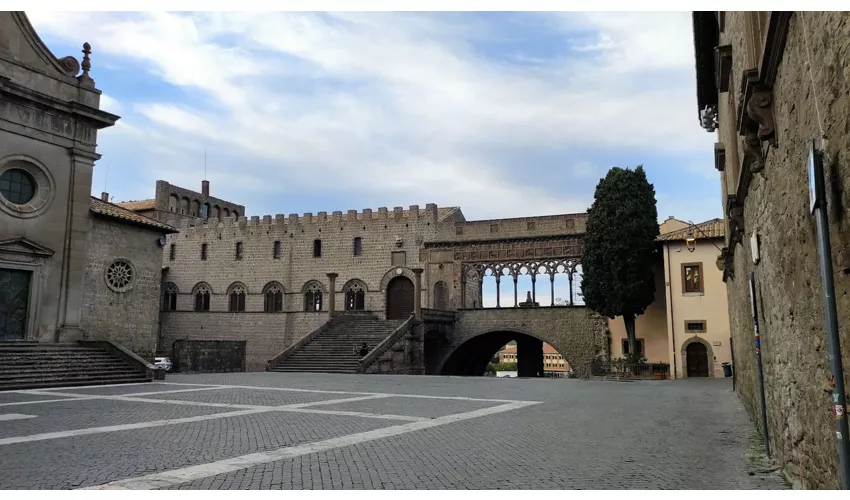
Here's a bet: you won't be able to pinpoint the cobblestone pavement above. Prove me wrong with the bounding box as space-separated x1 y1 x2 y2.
0 373 788 490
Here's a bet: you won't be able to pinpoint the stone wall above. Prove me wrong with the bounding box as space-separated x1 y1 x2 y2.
172 339 246 373
160 311 329 371
0 12 117 343
151 180 245 229
81 216 164 359
446 306 608 377
705 11 850 489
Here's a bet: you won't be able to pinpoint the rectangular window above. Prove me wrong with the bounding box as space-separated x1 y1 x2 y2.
682 263 703 294
353 237 362 256
200 243 208 261
313 239 322 258
235 242 243 260
685 320 707 333
169 244 176 261
273 240 281 259
622 339 645 357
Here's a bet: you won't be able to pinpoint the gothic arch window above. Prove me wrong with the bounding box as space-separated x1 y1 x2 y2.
228 282 247 312
343 279 366 311
180 197 189 215
202 202 211 220
163 283 178 311
193 282 211 311
264 282 284 313
304 281 323 312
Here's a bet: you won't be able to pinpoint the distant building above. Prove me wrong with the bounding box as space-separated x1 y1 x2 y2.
499 342 570 373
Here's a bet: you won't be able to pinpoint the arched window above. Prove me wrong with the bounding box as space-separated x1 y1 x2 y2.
264 282 284 313
193 283 211 311
190 199 200 217
168 194 179 212
344 280 366 311
162 283 178 311
228 283 247 312
222 207 231 218
304 281 323 312
180 197 189 215
211 205 220 219
202 202 211 219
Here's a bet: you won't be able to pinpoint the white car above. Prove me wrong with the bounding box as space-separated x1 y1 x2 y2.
154 357 173 372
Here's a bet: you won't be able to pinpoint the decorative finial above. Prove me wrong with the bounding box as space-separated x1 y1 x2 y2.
81 42 92 77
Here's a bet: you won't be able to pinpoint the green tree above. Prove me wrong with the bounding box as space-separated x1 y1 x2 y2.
580 166 659 362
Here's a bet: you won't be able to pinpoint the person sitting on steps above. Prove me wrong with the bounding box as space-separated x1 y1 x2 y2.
356 343 369 357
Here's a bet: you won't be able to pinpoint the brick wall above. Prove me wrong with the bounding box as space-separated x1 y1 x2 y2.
81 217 164 359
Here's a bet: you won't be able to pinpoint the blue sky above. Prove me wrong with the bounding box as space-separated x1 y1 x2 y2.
29 11 719 307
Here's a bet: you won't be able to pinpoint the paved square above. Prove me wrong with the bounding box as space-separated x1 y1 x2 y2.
0 373 787 490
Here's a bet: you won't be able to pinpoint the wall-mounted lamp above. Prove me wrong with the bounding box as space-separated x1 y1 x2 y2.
685 231 696 253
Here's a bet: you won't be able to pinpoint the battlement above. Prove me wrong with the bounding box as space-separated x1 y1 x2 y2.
175 203 445 234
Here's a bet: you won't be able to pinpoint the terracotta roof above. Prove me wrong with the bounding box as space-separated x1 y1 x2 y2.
90 197 177 233
116 199 156 211
656 218 725 242
500 343 561 355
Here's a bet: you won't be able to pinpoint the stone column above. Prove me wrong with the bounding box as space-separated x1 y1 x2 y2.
57 149 99 342
412 268 424 319
495 276 501 308
327 273 338 315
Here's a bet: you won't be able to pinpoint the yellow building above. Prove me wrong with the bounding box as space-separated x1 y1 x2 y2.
499 342 570 373
607 217 731 378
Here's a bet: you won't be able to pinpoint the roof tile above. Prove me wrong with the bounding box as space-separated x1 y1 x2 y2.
656 218 725 242
90 197 177 233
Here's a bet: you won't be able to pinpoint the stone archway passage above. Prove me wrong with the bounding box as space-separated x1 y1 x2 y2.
686 342 709 377
386 276 415 320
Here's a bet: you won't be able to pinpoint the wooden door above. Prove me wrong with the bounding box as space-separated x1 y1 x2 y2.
386 277 414 320
0 268 31 341
686 342 709 377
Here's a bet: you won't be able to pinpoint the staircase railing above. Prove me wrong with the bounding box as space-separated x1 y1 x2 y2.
266 314 357 371
357 314 414 374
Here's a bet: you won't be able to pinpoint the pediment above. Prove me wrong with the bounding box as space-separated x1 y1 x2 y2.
0 237 55 257
0 12 81 79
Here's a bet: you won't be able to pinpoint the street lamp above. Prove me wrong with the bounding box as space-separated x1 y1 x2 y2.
685 230 696 253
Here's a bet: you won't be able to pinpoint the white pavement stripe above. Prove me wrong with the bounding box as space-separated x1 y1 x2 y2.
0 413 37 421
82 401 540 490
278 408 427 422
22 382 162 392
0 397 95 408
0 408 272 446
0 394 420 446
154 382 535 404
282 394 391 408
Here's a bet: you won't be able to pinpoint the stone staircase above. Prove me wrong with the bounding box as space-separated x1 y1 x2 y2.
0 342 152 391
269 316 407 374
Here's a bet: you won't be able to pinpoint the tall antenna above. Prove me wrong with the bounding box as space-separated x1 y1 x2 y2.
103 164 108 192
204 148 207 180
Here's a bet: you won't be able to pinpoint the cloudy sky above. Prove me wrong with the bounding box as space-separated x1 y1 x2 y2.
29 11 718 307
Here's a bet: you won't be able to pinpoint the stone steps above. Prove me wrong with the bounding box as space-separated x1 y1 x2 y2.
270 318 405 374
0 342 151 391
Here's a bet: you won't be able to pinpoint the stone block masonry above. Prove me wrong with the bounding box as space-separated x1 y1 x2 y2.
697 11 850 489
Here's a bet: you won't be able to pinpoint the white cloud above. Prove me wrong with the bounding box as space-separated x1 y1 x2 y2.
27 11 715 220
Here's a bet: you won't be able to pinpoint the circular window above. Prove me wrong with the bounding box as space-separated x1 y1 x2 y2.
105 259 135 293
0 156 55 219
0 169 36 204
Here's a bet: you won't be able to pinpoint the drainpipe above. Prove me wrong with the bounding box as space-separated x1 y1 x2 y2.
665 243 677 378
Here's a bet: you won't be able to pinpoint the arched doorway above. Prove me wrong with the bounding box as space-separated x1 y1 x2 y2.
386 276 414 320
434 281 449 310
686 342 709 377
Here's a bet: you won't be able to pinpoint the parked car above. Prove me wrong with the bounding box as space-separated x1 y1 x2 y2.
154 357 172 372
